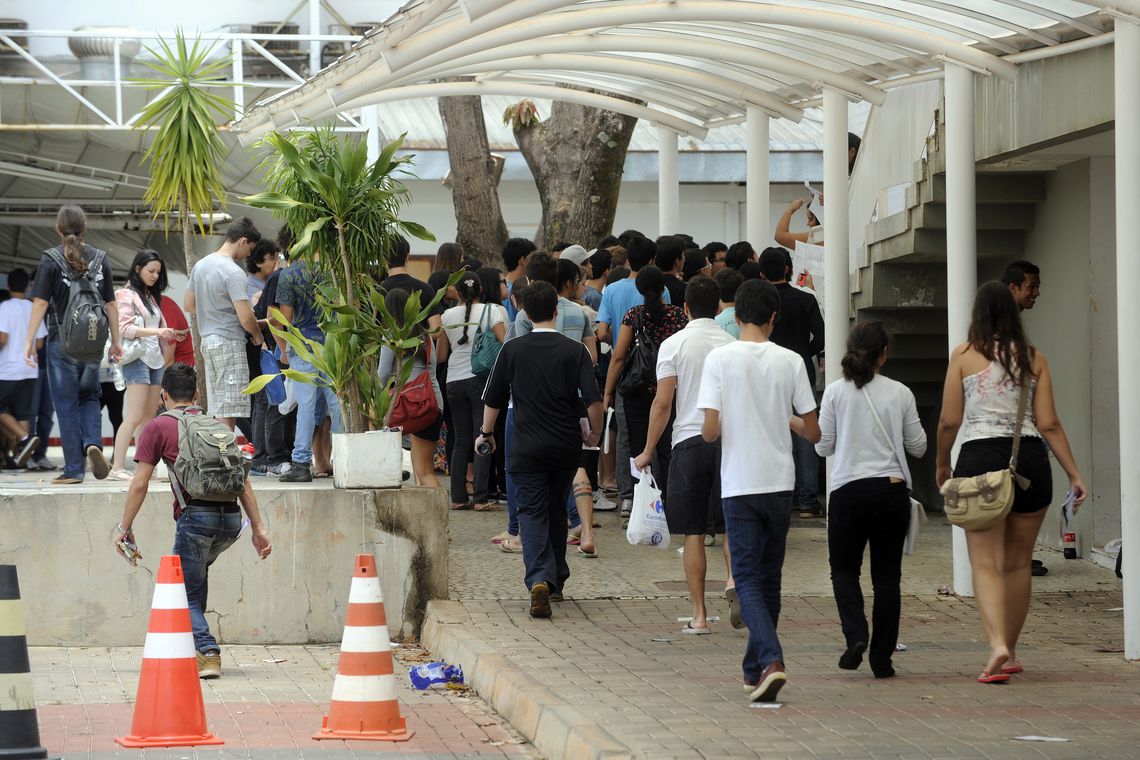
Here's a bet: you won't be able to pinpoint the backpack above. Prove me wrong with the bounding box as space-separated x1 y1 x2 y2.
45 247 109 363
161 408 246 503
470 305 502 378
618 309 659 396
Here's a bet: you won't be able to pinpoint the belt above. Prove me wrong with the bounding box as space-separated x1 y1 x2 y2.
184 503 240 513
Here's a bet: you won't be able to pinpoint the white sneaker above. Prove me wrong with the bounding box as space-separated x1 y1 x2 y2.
593 491 618 511
619 499 632 518
268 462 292 476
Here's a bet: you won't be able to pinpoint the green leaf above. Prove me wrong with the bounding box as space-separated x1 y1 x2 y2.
243 373 280 395
281 368 319 384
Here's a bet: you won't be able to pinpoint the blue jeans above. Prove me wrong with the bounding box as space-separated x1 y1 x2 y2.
513 468 575 594
173 508 242 654
504 408 519 535
723 491 794 680
45 338 102 479
289 351 343 464
792 433 819 509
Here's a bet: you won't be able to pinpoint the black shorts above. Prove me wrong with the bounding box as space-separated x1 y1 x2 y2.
412 412 443 443
0 379 35 421
666 435 723 535
954 436 1052 513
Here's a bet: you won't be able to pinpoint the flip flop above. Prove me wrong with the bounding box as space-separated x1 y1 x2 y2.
490 532 509 544
499 536 523 554
473 502 502 512
726 586 744 630
1001 662 1024 675
977 671 1011 684
450 501 472 511
577 545 598 558
681 621 711 635
567 536 581 546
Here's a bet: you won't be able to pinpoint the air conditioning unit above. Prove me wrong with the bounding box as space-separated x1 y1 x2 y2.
246 21 304 79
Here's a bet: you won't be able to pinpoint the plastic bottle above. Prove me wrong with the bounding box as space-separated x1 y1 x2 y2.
1061 488 1078 559
111 362 126 392
241 443 254 462
408 661 463 689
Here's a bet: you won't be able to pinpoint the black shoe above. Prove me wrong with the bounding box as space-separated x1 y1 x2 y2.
14 436 39 468
1031 560 1048 577
279 463 313 482
838 641 867 670
2 456 20 470
872 663 896 679
529 581 552 618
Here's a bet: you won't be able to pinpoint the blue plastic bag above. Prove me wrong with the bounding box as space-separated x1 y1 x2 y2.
259 348 286 406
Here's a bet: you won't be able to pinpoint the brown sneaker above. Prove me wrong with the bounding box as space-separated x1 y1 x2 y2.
196 651 221 679
86 445 110 480
749 661 786 702
529 581 552 618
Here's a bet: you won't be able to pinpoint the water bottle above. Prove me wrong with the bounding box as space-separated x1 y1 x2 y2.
408 661 463 689
1061 489 1078 559
241 443 254 463
111 362 126 392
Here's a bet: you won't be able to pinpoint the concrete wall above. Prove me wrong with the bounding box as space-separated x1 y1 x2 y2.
0 483 448 646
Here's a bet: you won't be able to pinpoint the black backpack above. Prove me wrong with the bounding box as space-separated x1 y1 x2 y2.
45 247 109 363
618 309 660 396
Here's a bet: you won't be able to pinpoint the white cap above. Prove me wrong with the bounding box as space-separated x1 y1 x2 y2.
559 245 591 266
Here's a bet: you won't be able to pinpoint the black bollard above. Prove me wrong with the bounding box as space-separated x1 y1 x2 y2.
0 565 50 760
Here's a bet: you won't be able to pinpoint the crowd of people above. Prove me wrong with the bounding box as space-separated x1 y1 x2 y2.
15 201 1087 699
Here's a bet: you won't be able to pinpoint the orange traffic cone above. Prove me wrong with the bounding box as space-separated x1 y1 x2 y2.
115 555 223 748
313 554 413 741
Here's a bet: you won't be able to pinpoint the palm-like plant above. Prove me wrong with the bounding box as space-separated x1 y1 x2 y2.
133 30 233 272
243 127 436 433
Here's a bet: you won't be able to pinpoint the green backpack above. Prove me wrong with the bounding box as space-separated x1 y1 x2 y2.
161 408 246 503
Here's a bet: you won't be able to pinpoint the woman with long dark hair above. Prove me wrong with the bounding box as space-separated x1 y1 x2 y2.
603 265 687 505
936 281 1087 683
109 250 176 479
22 205 122 484
816 321 926 678
438 269 506 510
378 288 444 488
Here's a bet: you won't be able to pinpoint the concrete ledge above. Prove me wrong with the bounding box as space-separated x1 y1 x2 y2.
0 481 447 645
421 600 632 760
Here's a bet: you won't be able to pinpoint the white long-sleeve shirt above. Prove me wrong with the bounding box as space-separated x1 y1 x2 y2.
815 374 927 493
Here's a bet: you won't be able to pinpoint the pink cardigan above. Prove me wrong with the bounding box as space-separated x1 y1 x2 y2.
116 287 169 353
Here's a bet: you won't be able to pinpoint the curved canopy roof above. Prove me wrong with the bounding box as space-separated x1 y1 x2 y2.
231 0 1130 142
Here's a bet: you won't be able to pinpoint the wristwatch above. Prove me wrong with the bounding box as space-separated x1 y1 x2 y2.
479 430 495 438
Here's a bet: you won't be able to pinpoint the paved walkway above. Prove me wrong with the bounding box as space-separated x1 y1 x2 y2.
30 642 537 760
439 507 1137 759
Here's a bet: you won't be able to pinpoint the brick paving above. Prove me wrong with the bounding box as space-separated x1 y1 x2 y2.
29 643 538 759
442 508 1138 759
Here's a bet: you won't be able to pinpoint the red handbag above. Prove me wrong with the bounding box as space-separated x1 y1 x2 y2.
389 338 440 435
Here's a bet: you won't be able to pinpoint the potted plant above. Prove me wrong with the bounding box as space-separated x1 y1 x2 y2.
242 127 448 487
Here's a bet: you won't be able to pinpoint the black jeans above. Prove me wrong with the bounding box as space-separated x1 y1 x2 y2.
446 376 491 504
251 390 295 468
827 477 911 672
622 388 673 500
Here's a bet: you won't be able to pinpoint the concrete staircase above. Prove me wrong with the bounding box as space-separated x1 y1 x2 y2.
850 119 1047 506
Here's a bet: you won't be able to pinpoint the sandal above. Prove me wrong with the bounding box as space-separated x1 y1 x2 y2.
726 586 744 630
577 545 598 558
450 501 472 510
313 469 333 479
681 621 710 635
1000 661 1024 675
977 671 1010 684
499 536 523 553
109 469 134 481
473 502 502 512
490 531 510 544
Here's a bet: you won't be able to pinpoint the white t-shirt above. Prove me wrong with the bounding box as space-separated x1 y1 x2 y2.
442 302 505 383
815 375 927 493
0 298 45 381
697 340 817 497
655 318 735 448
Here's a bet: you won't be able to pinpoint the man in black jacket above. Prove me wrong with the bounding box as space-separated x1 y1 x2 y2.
478 282 604 618
759 247 825 518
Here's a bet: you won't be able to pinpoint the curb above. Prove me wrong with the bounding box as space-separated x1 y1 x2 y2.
421 600 633 760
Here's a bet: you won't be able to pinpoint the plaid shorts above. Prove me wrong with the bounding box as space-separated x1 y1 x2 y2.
201 334 250 419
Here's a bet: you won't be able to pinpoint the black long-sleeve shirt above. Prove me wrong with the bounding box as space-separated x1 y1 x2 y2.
482 330 602 473
770 282 825 386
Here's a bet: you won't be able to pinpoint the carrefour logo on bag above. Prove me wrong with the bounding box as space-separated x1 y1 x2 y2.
650 531 664 545
652 499 664 514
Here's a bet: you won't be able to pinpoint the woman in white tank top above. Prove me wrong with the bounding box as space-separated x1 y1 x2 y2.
936 281 1087 683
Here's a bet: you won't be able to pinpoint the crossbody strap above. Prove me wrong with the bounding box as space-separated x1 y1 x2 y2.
1008 382 1029 472
860 386 903 473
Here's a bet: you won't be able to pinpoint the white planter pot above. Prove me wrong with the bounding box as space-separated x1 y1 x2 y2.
331 430 403 489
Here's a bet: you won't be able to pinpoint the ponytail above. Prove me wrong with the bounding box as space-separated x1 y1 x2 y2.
634 265 666 318
454 270 481 346
841 320 890 389
56 204 88 273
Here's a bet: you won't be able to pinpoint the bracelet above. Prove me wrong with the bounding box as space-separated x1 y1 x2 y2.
479 430 495 438
117 522 131 535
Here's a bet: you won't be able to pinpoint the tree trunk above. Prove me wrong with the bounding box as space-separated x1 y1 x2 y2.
181 189 209 408
512 91 639 250
438 89 509 267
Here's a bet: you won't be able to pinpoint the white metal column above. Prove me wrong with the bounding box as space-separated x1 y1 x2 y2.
746 106 770 247
657 124 680 235
309 0 322 77
822 88 848 387
363 106 381 163
1115 16 1140 660
945 62 978 597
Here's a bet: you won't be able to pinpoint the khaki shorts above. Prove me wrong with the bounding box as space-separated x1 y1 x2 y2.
201 335 250 419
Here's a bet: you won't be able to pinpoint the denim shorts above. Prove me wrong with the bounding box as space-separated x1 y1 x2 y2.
121 360 165 386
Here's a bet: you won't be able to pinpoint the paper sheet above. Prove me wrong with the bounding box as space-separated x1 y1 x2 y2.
804 180 825 224
793 241 826 308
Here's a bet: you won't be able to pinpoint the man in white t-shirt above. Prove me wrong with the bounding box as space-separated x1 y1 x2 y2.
0 268 46 466
634 276 735 636
698 279 820 705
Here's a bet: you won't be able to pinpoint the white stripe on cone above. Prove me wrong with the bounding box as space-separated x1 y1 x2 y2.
142 631 196 659
329 673 397 703
0 600 26 636
339 625 390 653
348 576 383 604
150 583 190 610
